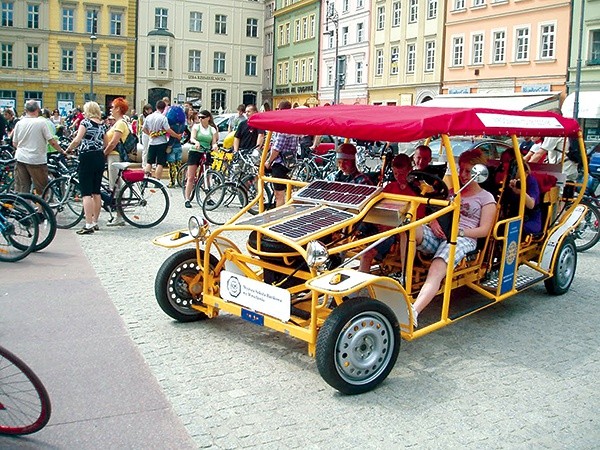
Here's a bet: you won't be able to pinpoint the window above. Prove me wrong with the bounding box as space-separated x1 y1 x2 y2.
342 26 348 46
247 18 258 38
302 17 308 40
301 59 306 82
590 30 600 64
357 0 364 8
245 54 257 76
295 19 300 42
110 52 122 74
327 65 333 86
87 10 98 34
284 61 289 83
265 68 272 86
265 32 273 55
342 0 349 13
62 8 73 32
215 14 227 34
309 15 315 38
357 23 364 42
473 0 485 6
150 45 155 69
278 25 284 46
27 4 39 29
540 23 555 59
61 48 74 71
406 43 415 73
308 57 314 81
425 41 435 71
155 8 168 29
492 30 506 63
427 0 437 19
356 61 363 84
375 49 384 76
409 0 418 24
1 2 13 27
190 12 202 32
24 91 42 103
211 89 226 113
390 46 399 75
328 32 334 49
285 22 290 44
515 27 529 61
27 45 38 69
455 0 465 9
392 2 400 27
189 50 201 72
293 60 299 82
214 51 225 73
158 45 167 70
86 49 97 73
472 33 483 65
57 92 74 105
377 6 385 31
452 36 464 66
1 43 12 67
110 13 122 36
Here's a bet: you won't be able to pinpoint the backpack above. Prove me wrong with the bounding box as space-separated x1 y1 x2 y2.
117 127 139 162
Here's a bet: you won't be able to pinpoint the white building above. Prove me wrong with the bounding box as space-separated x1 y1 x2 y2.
136 0 265 113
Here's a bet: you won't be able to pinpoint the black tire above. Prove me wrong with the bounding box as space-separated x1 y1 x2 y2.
0 193 39 262
176 163 187 189
116 178 169 228
154 248 218 322
572 199 600 252
202 183 248 225
247 230 297 255
193 169 225 207
290 162 313 182
242 174 274 215
41 177 84 229
545 235 577 295
316 297 400 395
0 345 52 435
17 193 57 252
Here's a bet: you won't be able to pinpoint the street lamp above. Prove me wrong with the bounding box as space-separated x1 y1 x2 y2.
89 34 97 102
325 0 340 105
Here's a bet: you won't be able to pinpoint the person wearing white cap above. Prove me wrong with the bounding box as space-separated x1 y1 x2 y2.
334 143 372 185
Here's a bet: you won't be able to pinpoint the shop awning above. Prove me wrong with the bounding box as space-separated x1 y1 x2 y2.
562 91 600 119
420 93 560 111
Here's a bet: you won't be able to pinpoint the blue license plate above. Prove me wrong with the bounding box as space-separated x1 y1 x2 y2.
241 308 264 326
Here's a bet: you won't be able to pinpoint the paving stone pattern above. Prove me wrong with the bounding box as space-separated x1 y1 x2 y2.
78 187 599 449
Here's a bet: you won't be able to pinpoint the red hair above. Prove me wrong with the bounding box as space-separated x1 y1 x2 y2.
112 97 129 115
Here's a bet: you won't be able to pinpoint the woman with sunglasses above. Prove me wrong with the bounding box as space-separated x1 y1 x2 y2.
185 110 218 208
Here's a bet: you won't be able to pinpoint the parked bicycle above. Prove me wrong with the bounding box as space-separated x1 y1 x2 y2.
0 156 15 193
0 345 51 435
290 149 338 182
43 162 170 229
178 149 228 206
0 193 39 262
571 172 600 252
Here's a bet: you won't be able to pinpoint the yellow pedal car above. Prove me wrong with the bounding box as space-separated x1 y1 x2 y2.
154 105 588 394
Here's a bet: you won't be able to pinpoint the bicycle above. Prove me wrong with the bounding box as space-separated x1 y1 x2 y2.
43 162 170 229
179 150 226 206
290 149 338 182
0 155 15 193
571 173 600 252
0 193 39 262
0 345 51 435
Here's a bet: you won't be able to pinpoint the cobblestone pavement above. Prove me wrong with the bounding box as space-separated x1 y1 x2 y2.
77 186 599 449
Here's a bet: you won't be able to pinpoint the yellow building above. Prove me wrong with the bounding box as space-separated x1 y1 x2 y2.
0 0 135 115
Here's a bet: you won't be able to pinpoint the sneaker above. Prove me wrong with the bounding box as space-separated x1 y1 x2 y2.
93 224 100 231
76 227 94 235
184 200 192 208
106 219 126 227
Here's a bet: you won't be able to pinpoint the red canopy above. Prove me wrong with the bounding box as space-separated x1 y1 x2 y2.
248 105 581 142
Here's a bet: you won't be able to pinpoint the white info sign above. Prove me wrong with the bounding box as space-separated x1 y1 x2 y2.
220 270 291 322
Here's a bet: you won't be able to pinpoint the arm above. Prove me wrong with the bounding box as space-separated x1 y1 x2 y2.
166 126 182 140
104 130 122 156
66 124 86 153
233 136 240 153
256 131 265 149
211 128 219 150
463 203 496 239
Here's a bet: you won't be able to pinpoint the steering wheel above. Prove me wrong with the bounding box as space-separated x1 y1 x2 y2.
406 170 449 199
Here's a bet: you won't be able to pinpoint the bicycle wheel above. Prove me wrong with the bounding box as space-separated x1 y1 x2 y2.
202 183 248 225
0 346 51 435
17 193 57 252
194 169 224 207
116 177 170 228
572 199 600 252
41 177 84 229
176 163 187 188
242 174 273 215
0 194 39 262
290 161 313 182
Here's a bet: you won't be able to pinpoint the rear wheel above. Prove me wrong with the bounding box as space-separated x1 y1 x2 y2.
116 178 169 228
202 182 248 225
545 235 577 295
572 199 600 252
154 248 218 322
17 193 57 252
0 193 39 262
316 297 400 395
41 177 84 229
193 169 224 207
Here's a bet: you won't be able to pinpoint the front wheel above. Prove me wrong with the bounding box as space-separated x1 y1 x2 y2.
545 235 577 295
154 248 218 322
572 199 600 252
0 193 39 262
316 297 400 395
202 183 248 225
41 177 84 229
117 178 169 228
17 193 57 252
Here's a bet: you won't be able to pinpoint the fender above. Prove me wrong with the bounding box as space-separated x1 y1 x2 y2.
540 204 586 271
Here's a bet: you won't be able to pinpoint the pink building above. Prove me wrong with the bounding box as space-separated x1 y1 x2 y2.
430 0 571 110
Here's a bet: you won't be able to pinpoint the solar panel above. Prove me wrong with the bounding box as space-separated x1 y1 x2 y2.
236 203 315 226
293 180 381 209
268 206 355 241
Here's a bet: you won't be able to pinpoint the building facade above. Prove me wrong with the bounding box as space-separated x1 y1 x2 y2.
0 0 135 114
272 0 320 107
318 0 371 105
262 0 275 110
368 0 445 106
136 0 265 114
437 0 571 109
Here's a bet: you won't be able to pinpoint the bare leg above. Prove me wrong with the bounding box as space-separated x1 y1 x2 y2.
413 258 447 314
92 194 101 223
359 248 377 273
154 164 163 180
82 195 94 225
185 164 197 201
274 190 285 207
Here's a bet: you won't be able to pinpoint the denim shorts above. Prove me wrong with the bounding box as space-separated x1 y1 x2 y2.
417 225 476 267
166 145 182 163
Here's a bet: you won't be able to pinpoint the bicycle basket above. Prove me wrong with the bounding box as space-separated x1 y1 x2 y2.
122 169 145 183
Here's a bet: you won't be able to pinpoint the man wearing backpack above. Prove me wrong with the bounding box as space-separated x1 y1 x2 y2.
264 100 298 207
142 99 182 181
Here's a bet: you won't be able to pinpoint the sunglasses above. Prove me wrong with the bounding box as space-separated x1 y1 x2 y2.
199 115 208 119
